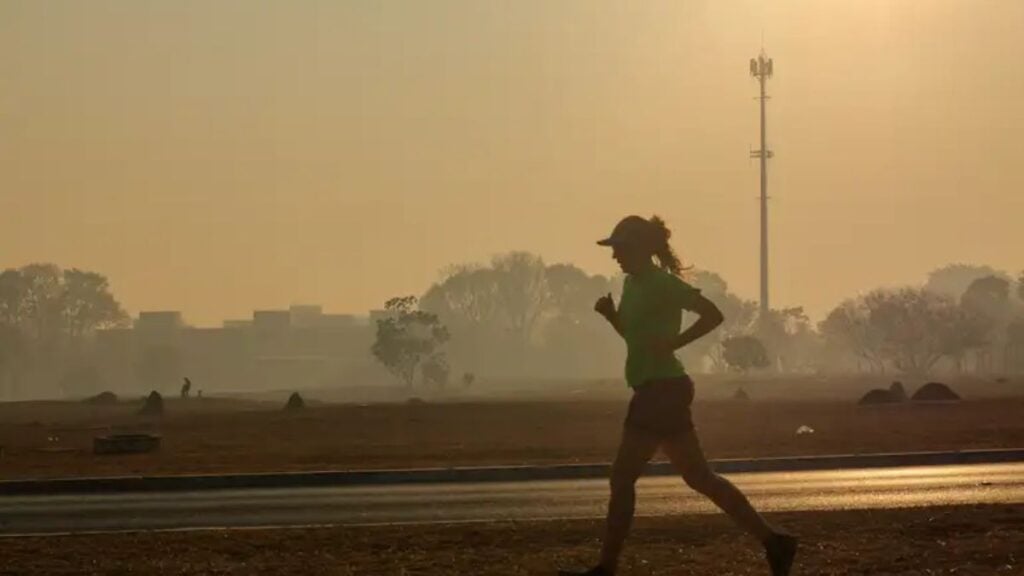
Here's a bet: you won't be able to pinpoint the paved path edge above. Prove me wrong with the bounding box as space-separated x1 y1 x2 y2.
4 448 1023 496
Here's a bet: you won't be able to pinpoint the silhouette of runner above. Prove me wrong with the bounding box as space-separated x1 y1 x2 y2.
559 215 797 576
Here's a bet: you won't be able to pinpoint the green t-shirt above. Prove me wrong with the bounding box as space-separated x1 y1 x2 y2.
618 266 702 388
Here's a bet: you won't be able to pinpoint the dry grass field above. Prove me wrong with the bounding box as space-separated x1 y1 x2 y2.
1 375 1022 480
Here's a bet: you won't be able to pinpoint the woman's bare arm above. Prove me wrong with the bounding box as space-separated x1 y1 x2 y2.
672 294 724 350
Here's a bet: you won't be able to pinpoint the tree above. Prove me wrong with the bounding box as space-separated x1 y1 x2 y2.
961 276 1011 317
721 335 770 373
420 255 619 379
490 252 550 346
420 265 505 376
864 288 978 375
420 265 501 328
545 263 613 321
0 324 28 398
820 299 885 373
925 263 1009 301
822 288 992 375
1007 318 1024 373
420 354 450 389
371 296 450 389
61 269 129 340
1017 270 1024 302
959 276 1012 372
0 269 27 327
537 264 621 379
755 306 819 372
0 325 21 368
0 264 127 342
0 271 31 398
18 263 64 349
0 264 128 398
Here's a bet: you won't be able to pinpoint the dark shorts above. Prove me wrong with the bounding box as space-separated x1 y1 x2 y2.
624 375 695 438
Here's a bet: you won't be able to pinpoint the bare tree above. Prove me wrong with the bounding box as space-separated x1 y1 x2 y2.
420 265 501 327
863 288 985 375
819 299 885 373
490 252 550 347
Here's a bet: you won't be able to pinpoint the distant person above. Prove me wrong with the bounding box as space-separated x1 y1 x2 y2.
180 377 192 400
559 215 796 576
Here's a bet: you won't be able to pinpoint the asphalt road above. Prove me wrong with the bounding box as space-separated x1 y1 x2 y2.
2 463 1022 536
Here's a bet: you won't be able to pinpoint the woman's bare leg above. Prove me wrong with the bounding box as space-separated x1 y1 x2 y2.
597 427 661 572
660 429 774 541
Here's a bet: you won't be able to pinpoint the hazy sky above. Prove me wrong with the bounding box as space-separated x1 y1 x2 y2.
3 1 1022 326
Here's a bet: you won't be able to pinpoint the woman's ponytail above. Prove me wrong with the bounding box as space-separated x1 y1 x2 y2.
648 215 684 276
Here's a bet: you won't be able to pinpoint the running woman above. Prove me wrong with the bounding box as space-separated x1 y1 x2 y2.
559 215 797 576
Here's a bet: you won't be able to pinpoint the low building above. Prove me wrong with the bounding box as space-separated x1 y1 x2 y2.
95 305 376 394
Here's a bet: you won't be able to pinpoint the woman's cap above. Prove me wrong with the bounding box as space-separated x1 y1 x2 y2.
596 215 653 247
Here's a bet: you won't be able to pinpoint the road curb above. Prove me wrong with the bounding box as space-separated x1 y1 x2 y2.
3 448 1023 496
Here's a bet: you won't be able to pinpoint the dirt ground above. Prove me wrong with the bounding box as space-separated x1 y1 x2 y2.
2 389 1024 480
0 504 1021 575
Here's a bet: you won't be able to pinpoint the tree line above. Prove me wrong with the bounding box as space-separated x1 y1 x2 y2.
2 258 1022 398
373 258 1024 388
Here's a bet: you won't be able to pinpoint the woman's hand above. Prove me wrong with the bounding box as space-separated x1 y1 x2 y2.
594 293 616 319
